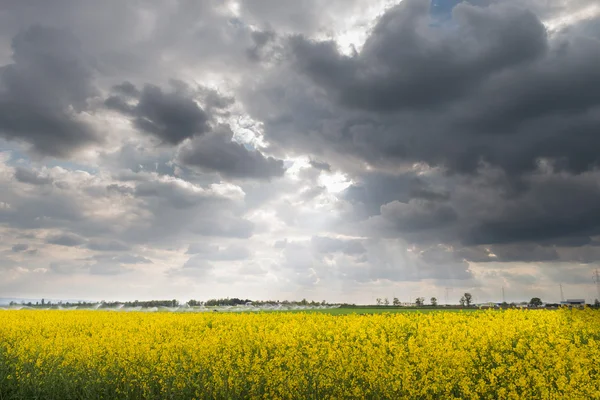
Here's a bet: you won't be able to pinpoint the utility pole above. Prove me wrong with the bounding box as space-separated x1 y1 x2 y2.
502 286 505 303
444 287 451 305
560 283 565 303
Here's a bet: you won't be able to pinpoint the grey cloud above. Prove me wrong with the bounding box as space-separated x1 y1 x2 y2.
178 125 285 180
542 264 595 285
0 25 100 156
13 167 53 185
463 173 600 246
378 200 458 233
86 239 130 252
105 81 238 145
290 1 547 112
11 243 28 252
45 233 86 247
308 160 331 171
112 81 139 97
132 84 210 145
246 30 276 62
254 1 600 181
104 95 134 114
198 87 235 111
343 173 446 217
133 179 214 210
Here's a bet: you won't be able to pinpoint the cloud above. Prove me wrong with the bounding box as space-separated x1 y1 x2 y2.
86 239 131 252
377 200 458 234
309 160 331 171
290 1 547 112
90 254 152 265
105 82 211 145
11 243 29 252
0 25 100 156
13 167 53 185
252 1 600 182
45 232 86 247
186 243 251 261
177 125 285 180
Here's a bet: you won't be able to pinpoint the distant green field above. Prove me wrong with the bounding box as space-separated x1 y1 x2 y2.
281 307 482 315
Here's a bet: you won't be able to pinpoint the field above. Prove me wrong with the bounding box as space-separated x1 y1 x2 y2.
277 307 481 315
1 309 599 399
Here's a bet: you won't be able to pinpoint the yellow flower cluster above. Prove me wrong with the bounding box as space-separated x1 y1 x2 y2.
0 309 599 399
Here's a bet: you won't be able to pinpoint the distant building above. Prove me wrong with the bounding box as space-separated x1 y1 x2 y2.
561 299 586 308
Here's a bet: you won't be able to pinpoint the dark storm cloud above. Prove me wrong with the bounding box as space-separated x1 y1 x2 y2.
379 200 458 233
290 0 548 112
265 0 600 180
0 25 100 156
106 83 211 145
134 84 211 144
178 125 285 180
463 173 600 246
14 167 53 185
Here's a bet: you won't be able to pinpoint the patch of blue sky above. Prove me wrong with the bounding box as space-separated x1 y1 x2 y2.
430 0 491 27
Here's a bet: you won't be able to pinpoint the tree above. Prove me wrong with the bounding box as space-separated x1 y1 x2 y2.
383 297 390 306
430 297 438 307
463 293 473 307
393 297 400 306
415 297 425 306
376 298 382 306
594 299 600 308
459 296 466 307
529 297 543 307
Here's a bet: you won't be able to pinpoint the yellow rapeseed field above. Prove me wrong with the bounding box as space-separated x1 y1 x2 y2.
0 309 599 399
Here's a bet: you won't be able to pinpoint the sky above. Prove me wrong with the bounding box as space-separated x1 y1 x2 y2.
1 0 600 304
